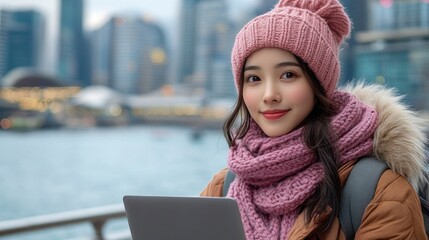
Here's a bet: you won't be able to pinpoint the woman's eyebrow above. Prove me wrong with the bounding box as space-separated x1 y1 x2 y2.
244 62 301 72
275 62 301 68
244 65 260 71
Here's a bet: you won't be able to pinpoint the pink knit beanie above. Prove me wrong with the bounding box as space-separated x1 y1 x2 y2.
231 0 351 98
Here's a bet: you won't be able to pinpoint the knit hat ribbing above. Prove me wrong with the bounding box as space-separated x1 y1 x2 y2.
231 0 351 98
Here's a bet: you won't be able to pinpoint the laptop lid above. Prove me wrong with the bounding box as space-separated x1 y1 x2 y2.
123 195 246 240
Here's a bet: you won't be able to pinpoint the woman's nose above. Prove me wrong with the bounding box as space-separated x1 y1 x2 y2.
263 81 281 103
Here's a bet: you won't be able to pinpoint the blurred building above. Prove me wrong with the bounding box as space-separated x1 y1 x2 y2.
341 0 429 110
58 0 90 87
139 20 168 94
0 9 44 82
90 15 168 94
194 0 234 98
175 0 281 99
177 0 202 87
90 21 112 87
111 16 143 94
340 0 369 85
2 67 62 88
0 67 80 129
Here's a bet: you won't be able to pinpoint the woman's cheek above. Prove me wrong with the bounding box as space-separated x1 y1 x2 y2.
287 84 314 105
243 89 257 108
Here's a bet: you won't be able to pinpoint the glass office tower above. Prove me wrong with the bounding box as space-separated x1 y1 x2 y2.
0 10 44 81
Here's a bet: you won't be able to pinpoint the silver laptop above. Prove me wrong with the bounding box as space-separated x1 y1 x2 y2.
123 195 246 240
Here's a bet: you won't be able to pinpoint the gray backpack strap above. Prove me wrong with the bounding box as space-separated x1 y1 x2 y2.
339 156 389 240
223 170 236 197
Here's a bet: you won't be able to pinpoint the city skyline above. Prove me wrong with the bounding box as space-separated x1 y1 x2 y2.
0 0 260 28
0 0 260 75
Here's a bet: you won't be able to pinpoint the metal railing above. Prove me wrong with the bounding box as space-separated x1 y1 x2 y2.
0 204 129 240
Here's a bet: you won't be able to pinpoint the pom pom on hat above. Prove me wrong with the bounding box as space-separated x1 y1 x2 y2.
276 0 350 44
231 0 351 98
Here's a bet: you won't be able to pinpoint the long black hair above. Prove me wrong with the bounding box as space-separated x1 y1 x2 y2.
223 53 341 232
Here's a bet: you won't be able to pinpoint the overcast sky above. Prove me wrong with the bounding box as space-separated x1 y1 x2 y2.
0 0 259 73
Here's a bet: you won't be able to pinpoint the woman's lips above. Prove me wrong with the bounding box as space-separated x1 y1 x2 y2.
261 110 289 120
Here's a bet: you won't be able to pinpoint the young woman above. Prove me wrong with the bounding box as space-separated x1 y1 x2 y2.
201 0 428 239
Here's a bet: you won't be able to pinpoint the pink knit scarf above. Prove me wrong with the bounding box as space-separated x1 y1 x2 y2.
227 91 378 240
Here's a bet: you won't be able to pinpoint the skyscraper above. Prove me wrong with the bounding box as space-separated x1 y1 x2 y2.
58 0 89 86
111 16 142 94
210 21 235 98
91 15 168 94
139 20 168 94
0 10 44 81
194 0 231 96
90 21 113 87
339 0 369 85
177 0 202 86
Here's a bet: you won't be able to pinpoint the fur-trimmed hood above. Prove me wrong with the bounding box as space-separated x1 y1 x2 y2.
342 83 428 189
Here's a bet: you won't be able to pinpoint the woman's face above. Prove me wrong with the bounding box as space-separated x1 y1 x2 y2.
242 48 315 137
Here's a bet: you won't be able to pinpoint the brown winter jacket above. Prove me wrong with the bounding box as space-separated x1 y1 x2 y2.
201 84 429 239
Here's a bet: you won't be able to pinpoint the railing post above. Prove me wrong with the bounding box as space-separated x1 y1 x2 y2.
92 220 106 240
0 204 127 238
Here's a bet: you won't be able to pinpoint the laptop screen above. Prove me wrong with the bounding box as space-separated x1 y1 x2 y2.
123 195 246 240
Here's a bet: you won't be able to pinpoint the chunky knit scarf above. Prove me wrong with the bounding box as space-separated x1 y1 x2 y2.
227 91 378 240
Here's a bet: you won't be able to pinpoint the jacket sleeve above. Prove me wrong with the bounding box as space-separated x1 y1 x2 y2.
200 168 228 197
355 169 428 240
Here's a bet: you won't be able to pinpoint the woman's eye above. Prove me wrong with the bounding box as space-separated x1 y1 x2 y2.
281 72 295 79
246 76 260 83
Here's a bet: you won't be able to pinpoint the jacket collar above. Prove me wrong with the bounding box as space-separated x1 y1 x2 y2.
342 83 427 189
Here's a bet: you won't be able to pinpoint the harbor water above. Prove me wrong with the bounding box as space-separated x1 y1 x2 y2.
0 125 229 239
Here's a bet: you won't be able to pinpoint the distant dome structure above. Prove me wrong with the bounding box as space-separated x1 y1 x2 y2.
69 85 124 109
2 67 62 87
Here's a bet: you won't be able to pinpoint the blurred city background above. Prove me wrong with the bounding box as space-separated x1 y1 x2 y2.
0 0 428 239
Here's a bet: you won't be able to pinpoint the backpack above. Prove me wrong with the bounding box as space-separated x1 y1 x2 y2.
222 156 429 239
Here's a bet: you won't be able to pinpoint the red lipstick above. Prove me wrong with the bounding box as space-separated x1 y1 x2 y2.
261 109 289 120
